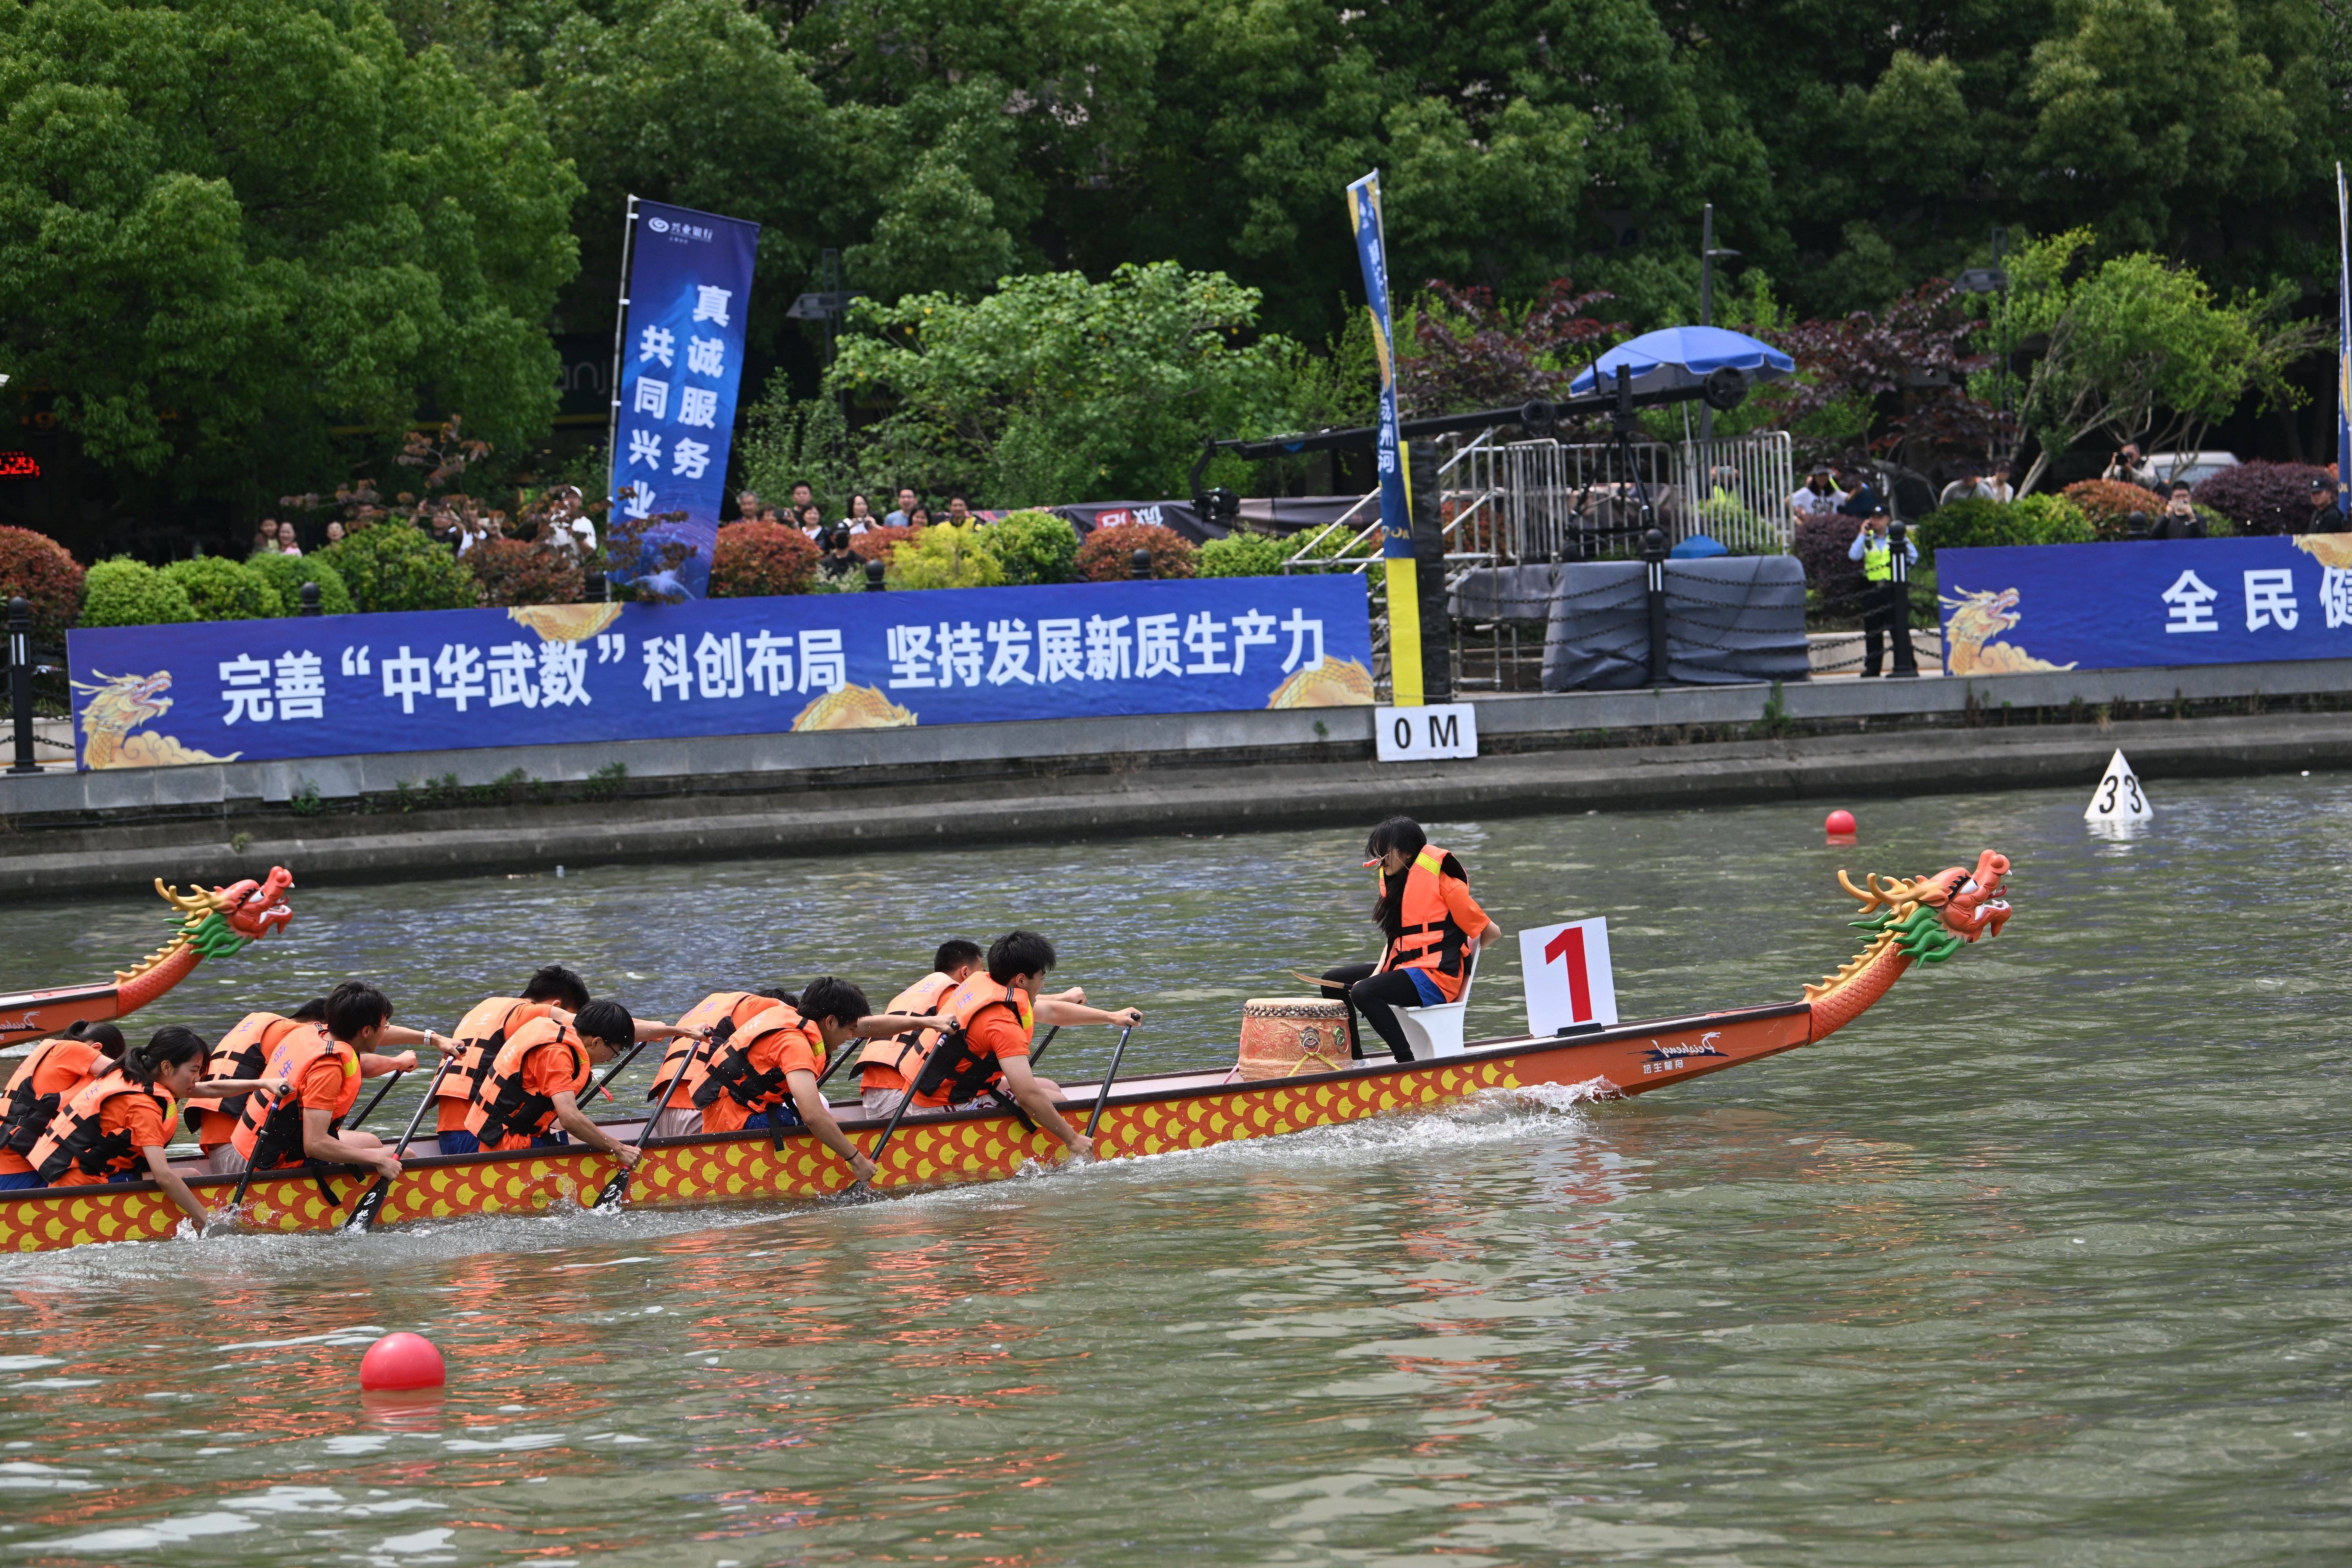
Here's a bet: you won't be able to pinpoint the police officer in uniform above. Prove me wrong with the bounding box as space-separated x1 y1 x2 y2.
1846 502 1916 678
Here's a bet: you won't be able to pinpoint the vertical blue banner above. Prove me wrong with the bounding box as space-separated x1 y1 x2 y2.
1346 170 1423 705
2337 162 2348 521
609 200 761 599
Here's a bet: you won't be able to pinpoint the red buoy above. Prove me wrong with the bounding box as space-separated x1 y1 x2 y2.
359 1332 446 1391
1824 809 1857 845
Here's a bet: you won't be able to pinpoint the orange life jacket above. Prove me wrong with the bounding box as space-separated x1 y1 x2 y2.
1 1038 105 1159
1379 846 1470 984
184 1012 306 1147
913 974 1033 1108
440 997 553 1106
652 991 770 1104
465 1016 590 1147
690 1002 821 1118
229 1025 361 1168
856 970 960 1086
29 1067 174 1185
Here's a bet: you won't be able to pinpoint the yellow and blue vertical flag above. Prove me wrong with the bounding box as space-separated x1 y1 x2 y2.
1346 171 1423 705
2337 162 2349 519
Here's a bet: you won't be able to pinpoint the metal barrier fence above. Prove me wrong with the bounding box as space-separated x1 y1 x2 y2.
1280 429 1795 695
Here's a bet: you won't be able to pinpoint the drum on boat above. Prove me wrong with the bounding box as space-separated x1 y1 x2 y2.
1236 999 1352 1081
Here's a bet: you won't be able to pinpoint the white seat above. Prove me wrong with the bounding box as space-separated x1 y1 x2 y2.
1392 951 1477 1061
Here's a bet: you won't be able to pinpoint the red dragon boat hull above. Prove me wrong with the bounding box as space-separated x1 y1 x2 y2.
0 1002 1810 1252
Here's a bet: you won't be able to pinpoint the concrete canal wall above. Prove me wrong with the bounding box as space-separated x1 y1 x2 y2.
4 657 2347 899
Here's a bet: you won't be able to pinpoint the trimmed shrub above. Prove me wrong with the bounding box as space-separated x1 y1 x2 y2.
1792 514 1867 620
1198 532 1292 577
1916 495 2093 563
0 526 85 642
79 558 197 627
316 523 481 612
2193 461 2336 535
987 510 1081 585
888 522 1005 590
710 522 819 597
245 550 356 616
2060 478 2161 541
1075 522 1196 583
467 538 587 607
163 557 279 619
849 524 915 564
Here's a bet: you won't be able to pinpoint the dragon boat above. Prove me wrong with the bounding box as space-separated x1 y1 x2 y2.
0 867 296 1049
0 851 2011 1253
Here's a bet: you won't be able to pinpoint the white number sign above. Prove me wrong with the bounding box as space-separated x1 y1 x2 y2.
1518 916 1618 1036
2084 748 2152 822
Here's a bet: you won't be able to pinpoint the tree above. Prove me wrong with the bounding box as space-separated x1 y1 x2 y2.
1986 230 2322 493
1768 281 2004 468
829 262 1296 503
1401 279 1623 419
0 0 581 498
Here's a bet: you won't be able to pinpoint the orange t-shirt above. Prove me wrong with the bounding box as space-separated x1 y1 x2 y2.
912 997 1029 1108
52 1085 171 1187
486 1036 591 1152
0 1040 106 1176
701 1021 821 1135
1390 875 1490 1002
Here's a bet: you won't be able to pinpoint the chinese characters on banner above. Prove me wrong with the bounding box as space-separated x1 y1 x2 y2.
608 200 760 599
65 579 1376 770
1937 538 2352 673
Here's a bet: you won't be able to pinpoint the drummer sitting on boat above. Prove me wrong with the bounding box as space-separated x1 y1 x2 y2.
1320 817 1501 1063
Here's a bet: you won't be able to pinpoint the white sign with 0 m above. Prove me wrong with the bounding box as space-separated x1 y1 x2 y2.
1373 702 1479 762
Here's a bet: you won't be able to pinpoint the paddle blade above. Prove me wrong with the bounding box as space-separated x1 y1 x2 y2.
344 1178 389 1233
592 1168 632 1211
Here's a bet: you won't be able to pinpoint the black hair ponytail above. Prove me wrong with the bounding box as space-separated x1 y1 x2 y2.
63 1019 128 1060
121 1025 208 1089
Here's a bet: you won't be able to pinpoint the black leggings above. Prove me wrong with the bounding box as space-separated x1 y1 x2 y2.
1320 963 1426 1064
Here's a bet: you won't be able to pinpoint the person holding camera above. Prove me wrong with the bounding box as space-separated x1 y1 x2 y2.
1847 505 1916 678
816 527 862 587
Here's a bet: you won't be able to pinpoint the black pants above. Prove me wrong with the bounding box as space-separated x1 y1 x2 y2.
1319 963 1426 1064
1861 581 1896 676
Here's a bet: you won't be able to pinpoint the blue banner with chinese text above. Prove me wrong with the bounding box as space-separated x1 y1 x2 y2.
65 579 1375 770
608 200 760 599
1938 537 2352 676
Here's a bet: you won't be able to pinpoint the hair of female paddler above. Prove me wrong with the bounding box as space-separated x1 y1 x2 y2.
289 997 328 1024
987 930 1056 985
796 977 872 1028
120 1025 207 1087
524 965 592 1011
324 981 392 1042
572 999 633 1047
1362 818 1465 935
933 938 983 974
62 1018 127 1060
1363 816 1427 864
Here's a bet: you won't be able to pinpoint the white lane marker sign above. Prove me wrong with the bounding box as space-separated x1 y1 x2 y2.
1374 702 1478 762
2084 748 2152 822
1518 916 1618 1036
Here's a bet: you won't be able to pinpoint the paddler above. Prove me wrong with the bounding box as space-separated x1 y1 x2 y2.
439 966 699 1155
1319 817 1502 1063
645 988 791 1139
856 940 983 1119
28 1026 278 1229
0 1021 125 1191
905 931 1143 1163
191 1001 447 1172
215 982 416 1183
463 1000 643 1167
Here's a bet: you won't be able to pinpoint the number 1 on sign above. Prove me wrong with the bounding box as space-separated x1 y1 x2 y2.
1544 925 1593 1022
1517 916 1618 1037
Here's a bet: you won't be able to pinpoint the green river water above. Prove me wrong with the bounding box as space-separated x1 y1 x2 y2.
0 779 2345 1566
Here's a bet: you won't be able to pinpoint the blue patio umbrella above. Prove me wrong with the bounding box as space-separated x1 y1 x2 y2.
1568 326 1795 399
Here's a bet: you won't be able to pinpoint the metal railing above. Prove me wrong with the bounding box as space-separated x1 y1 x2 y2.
1276 429 1795 694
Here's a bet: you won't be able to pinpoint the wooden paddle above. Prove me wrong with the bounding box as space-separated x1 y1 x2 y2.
1083 1025 1137 1140
343 1053 457 1232
592 1030 713 1210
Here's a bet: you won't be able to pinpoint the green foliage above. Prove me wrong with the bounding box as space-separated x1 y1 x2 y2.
886 523 1005 590
316 524 480 613
831 263 1295 505
164 558 279 620
244 551 355 616
1197 533 1293 577
0 526 85 642
987 511 1080 585
79 558 196 627
1915 495 2094 564
738 389 855 517
0 0 581 498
